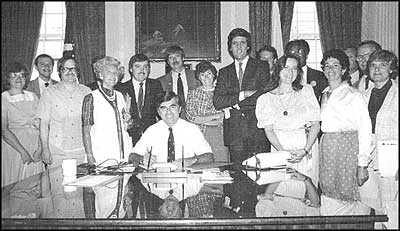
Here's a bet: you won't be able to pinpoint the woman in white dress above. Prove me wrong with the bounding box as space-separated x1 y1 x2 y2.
255 54 321 184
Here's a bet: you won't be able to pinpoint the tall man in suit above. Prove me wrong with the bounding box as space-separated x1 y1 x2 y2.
157 45 200 119
284 39 328 101
26 54 58 98
115 54 163 146
213 28 274 164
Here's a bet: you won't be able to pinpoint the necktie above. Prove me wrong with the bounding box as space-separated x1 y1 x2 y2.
238 62 244 89
167 127 175 162
177 73 185 104
44 82 49 87
137 82 144 118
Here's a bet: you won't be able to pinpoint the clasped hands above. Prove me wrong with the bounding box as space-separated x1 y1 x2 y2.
287 149 308 163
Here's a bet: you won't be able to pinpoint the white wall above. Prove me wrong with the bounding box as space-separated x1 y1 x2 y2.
105 2 249 81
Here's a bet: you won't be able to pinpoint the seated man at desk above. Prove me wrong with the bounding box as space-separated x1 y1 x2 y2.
128 91 214 168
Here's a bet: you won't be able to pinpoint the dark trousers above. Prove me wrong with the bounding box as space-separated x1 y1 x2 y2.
228 129 270 164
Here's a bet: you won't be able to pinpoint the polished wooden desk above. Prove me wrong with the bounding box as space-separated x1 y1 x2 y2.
1 164 388 229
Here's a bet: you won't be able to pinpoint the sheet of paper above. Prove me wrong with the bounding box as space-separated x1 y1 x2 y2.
377 140 398 177
244 169 291 185
64 175 121 187
242 151 291 168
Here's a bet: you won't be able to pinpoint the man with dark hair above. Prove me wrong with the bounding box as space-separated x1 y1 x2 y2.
354 40 382 91
213 28 273 164
26 54 58 98
284 39 328 100
115 54 163 146
157 45 200 119
257 45 278 75
128 91 214 168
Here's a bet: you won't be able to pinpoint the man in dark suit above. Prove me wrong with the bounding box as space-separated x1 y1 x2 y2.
284 39 328 101
157 45 200 119
213 28 274 164
115 54 163 146
26 54 58 98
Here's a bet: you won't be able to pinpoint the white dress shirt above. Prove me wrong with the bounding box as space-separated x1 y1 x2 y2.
131 78 146 103
38 77 53 96
320 82 372 166
132 118 212 162
301 65 308 85
172 71 188 100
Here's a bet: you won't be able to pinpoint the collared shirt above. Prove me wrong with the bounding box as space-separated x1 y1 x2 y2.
321 82 372 166
350 70 360 86
368 79 392 133
132 118 212 162
301 65 308 85
172 71 188 100
234 55 249 81
37 82 91 155
38 77 54 96
131 78 146 103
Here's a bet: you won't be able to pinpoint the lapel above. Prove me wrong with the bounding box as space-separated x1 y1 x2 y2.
166 72 173 91
227 62 240 88
242 57 256 89
126 81 139 117
378 81 396 114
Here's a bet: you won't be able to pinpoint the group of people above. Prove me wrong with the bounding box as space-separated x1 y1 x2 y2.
1 27 398 228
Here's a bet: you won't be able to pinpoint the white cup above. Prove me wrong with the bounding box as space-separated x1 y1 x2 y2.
62 159 77 177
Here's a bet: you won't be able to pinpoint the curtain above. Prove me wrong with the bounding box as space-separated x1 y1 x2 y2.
278 2 294 51
1 2 44 91
316 2 362 52
249 2 272 58
65 2 105 86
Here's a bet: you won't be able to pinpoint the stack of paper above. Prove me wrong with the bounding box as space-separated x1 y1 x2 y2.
242 151 291 168
200 170 233 184
63 175 121 187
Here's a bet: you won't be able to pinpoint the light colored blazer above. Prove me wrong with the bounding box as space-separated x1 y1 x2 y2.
365 79 398 169
26 78 59 98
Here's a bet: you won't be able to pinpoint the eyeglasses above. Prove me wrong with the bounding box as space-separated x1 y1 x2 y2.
61 67 78 73
9 73 27 79
356 53 372 62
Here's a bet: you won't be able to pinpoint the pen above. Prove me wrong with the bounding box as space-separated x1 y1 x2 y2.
147 146 152 170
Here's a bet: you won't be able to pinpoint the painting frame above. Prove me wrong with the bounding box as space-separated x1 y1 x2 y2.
135 2 221 62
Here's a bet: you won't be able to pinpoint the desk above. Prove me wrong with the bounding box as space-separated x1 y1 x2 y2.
1 164 388 229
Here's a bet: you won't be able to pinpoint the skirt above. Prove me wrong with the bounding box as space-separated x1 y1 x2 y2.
319 131 360 202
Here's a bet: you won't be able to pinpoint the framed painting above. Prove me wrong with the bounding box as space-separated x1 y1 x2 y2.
135 2 221 62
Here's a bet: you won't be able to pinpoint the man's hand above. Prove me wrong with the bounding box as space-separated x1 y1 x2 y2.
143 153 156 169
173 157 197 169
357 166 369 186
20 150 34 164
87 154 96 165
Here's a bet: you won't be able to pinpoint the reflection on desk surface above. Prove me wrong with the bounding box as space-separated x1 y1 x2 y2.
0 163 382 221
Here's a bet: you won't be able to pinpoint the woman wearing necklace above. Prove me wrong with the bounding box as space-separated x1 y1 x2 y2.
186 61 228 162
2 62 44 187
255 54 321 185
82 56 132 166
319 49 372 215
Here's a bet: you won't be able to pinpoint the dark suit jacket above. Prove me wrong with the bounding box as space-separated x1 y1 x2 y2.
213 57 275 147
26 78 59 98
306 66 328 101
115 78 163 146
157 69 200 119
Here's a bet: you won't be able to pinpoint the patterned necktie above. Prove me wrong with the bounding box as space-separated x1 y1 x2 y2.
238 62 244 89
137 82 144 118
167 127 175 162
44 82 49 87
177 73 185 104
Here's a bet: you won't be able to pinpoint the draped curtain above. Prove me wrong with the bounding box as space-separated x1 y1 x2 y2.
1 2 44 92
316 2 362 52
249 2 272 58
65 2 105 86
278 2 294 51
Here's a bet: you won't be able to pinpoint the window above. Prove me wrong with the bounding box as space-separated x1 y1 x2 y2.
31 1 66 81
290 1 323 70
